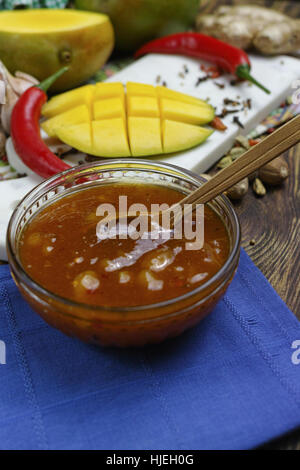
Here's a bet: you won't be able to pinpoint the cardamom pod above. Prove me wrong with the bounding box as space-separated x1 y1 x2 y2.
217 155 232 169
253 177 266 196
235 135 250 149
229 147 246 160
258 156 289 185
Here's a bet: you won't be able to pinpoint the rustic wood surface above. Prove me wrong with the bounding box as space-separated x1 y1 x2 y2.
202 0 300 450
201 0 300 317
0 0 298 451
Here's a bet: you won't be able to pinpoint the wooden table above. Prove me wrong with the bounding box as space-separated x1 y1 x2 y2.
202 0 300 450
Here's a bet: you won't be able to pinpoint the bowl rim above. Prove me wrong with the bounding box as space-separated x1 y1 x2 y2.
7 158 241 313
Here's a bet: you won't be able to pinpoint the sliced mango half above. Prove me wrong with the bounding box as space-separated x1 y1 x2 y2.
156 85 209 107
56 122 93 154
160 99 215 126
94 82 125 102
42 81 214 157
127 96 160 118
92 118 130 157
163 120 213 154
128 117 163 156
93 98 125 121
42 85 94 118
41 104 90 137
127 82 156 97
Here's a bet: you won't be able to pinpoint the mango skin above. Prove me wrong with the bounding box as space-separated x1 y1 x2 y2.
75 0 200 53
0 13 114 92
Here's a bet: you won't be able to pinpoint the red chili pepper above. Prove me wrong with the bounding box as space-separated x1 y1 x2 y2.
135 32 270 94
11 67 71 179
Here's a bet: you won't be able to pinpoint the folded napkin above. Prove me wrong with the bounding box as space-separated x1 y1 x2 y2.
0 248 299 450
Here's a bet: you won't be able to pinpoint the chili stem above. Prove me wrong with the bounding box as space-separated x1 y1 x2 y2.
37 66 69 93
236 65 270 94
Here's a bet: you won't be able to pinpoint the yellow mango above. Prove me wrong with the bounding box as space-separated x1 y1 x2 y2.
42 85 94 118
94 82 125 102
45 81 215 157
163 120 213 154
127 96 160 118
156 86 209 108
160 99 214 126
93 98 126 121
41 105 90 137
56 122 93 154
0 9 114 92
128 117 162 156
127 82 156 97
92 118 130 157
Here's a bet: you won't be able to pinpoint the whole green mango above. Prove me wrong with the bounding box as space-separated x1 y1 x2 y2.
75 0 200 53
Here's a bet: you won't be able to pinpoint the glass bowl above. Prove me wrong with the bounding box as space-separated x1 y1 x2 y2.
6 159 241 347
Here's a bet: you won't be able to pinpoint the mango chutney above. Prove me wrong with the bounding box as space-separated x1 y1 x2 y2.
19 183 230 308
7 161 240 346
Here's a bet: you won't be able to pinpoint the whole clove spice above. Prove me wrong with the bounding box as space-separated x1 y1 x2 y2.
195 76 209 86
224 98 240 106
233 116 244 129
246 98 252 109
214 82 225 89
217 108 241 118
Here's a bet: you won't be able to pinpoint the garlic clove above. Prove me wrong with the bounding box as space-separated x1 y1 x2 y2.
6 71 36 96
0 80 6 105
0 60 39 133
1 84 18 134
15 71 39 85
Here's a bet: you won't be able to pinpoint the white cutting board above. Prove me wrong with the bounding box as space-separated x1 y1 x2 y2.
0 53 299 260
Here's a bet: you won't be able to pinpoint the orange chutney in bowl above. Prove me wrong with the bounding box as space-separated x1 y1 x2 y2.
19 183 230 308
7 160 240 347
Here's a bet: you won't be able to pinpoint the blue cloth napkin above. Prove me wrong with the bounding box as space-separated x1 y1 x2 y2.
0 248 299 450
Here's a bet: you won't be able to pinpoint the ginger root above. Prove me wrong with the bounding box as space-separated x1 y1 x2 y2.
197 5 300 55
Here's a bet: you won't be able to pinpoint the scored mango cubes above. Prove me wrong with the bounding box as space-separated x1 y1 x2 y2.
128 117 163 156
42 82 214 157
92 118 130 157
